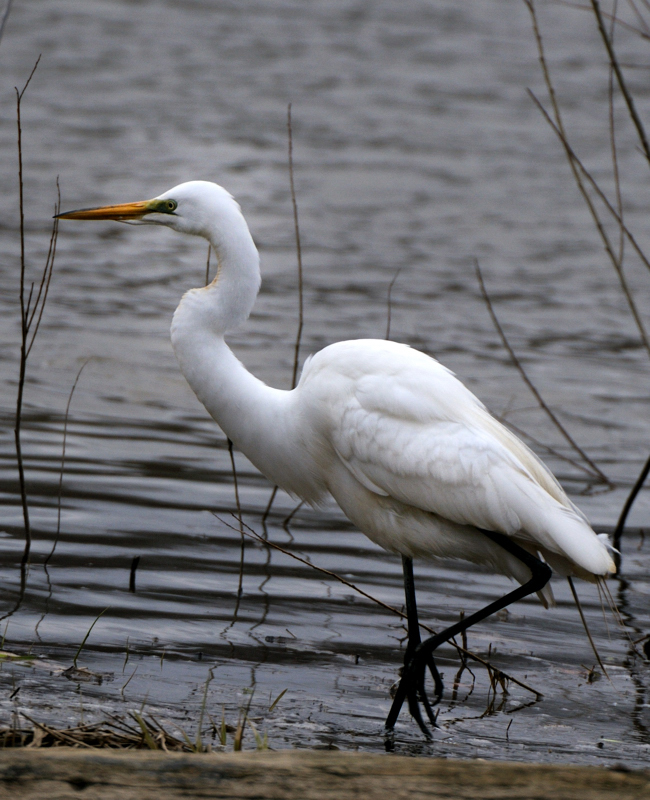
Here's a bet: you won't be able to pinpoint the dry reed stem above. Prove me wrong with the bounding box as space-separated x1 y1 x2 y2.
8 712 195 751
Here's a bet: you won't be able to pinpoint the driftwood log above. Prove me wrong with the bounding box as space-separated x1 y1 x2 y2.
0 748 647 800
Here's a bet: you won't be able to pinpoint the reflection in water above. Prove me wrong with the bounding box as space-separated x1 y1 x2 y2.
616 574 650 745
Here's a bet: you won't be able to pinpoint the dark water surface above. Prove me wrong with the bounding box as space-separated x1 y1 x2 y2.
1 0 650 765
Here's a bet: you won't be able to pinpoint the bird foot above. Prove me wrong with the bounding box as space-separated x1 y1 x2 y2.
385 651 442 738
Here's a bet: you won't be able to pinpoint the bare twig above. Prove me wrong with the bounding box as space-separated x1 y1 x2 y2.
567 576 609 677
613 452 650 555
528 90 650 355
287 103 304 391
591 0 650 164
474 260 608 484
385 268 401 341
525 1 650 357
263 105 305 522
13 56 44 574
607 1 625 268
283 501 303 527
503 418 605 481
26 181 59 357
0 0 13 48
45 358 90 567
261 485 278 525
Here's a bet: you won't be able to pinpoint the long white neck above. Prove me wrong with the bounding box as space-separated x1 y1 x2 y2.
169 192 324 503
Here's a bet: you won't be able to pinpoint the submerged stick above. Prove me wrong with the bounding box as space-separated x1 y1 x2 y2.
129 556 141 593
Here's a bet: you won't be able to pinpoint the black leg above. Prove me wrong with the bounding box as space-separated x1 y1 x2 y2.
384 530 552 736
399 556 443 737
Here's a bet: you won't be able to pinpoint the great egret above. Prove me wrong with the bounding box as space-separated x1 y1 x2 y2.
58 180 616 737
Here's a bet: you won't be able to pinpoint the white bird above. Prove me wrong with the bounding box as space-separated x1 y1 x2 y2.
58 180 616 737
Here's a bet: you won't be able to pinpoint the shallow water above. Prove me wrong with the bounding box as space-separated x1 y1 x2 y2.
0 0 650 765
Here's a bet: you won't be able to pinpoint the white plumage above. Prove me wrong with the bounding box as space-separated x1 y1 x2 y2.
59 179 615 590
58 179 615 730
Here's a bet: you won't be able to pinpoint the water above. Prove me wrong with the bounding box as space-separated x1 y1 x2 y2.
0 0 649 765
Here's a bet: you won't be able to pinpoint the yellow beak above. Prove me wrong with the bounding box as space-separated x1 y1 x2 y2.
56 199 156 221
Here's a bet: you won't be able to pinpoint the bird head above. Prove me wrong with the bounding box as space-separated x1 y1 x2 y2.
56 180 240 241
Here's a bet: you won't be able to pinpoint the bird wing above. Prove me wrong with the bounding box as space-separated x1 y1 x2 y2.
304 340 613 576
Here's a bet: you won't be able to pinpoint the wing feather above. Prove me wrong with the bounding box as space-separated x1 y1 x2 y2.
301 340 614 576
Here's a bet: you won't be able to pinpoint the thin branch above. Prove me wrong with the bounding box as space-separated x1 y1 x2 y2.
528 90 650 356
475 260 608 484
0 0 13 47
613 452 650 555
503 419 605 481
263 105 305 523
591 0 650 164
287 103 304 390
45 359 91 567
626 0 650 40
17 55 40 101
261 485 278 526
26 183 60 357
567 576 609 677
385 268 401 341
14 67 36 569
607 0 626 268
528 90 650 279
524 1 650 356
553 1 650 38
283 501 303 527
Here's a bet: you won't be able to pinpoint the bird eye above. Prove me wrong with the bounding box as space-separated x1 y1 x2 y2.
165 199 177 212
